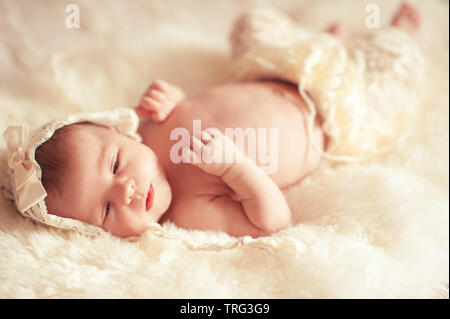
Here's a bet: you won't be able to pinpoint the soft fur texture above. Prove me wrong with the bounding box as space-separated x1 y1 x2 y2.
0 0 448 298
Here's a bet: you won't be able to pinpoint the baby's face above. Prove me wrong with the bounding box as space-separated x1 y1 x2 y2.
47 124 172 237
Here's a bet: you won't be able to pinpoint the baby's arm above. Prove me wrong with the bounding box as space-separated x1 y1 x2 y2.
134 79 186 122
221 155 292 233
185 129 292 234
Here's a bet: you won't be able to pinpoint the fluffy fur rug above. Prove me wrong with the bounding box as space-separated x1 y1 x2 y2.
0 0 448 298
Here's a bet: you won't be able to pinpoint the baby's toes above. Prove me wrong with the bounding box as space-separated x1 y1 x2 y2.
408 8 420 24
402 3 420 21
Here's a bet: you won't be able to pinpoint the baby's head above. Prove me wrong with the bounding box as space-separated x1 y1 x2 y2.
35 122 172 237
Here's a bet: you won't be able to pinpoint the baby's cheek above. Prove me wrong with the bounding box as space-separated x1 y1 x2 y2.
110 213 147 238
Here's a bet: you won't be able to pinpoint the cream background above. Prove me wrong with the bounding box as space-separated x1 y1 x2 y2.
0 0 448 298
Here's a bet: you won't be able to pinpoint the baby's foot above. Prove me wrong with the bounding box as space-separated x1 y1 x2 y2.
326 22 348 42
135 80 186 122
391 2 421 37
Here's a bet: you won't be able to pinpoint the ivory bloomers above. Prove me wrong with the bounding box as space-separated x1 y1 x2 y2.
229 8 425 162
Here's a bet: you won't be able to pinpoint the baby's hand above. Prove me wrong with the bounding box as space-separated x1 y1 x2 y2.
183 128 249 177
134 79 186 122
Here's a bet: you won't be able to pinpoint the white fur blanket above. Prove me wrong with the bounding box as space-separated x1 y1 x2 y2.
0 0 448 298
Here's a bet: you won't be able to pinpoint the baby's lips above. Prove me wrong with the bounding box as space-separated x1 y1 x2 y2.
146 184 155 211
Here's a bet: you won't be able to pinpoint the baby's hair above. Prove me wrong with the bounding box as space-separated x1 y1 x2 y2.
35 122 91 200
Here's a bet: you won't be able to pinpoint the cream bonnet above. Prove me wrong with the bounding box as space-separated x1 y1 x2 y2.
2 108 141 236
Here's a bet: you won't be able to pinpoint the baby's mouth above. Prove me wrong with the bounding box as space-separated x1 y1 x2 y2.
146 184 155 211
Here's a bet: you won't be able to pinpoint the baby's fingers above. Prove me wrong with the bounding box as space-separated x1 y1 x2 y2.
140 97 170 121
141 97 163 112
134 105 156 118
200 130 213 144
190 135 205 156
151 79 171 92
189 135 219 166
182 146 201 164
148 89 166 103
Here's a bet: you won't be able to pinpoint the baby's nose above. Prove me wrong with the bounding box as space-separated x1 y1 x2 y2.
120 178 137 205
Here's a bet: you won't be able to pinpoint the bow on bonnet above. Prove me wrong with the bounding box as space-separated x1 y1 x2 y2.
3 123 47 212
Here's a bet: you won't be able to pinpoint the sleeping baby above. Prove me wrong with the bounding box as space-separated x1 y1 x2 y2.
2 3 424 238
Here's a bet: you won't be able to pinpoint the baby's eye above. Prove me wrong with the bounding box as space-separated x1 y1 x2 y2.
113 155 119 174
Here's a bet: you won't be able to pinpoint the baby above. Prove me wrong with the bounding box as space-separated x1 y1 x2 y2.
36 79 323 238
22 3 422 238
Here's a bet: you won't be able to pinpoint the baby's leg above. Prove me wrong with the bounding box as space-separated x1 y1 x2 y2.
349 2 424 150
